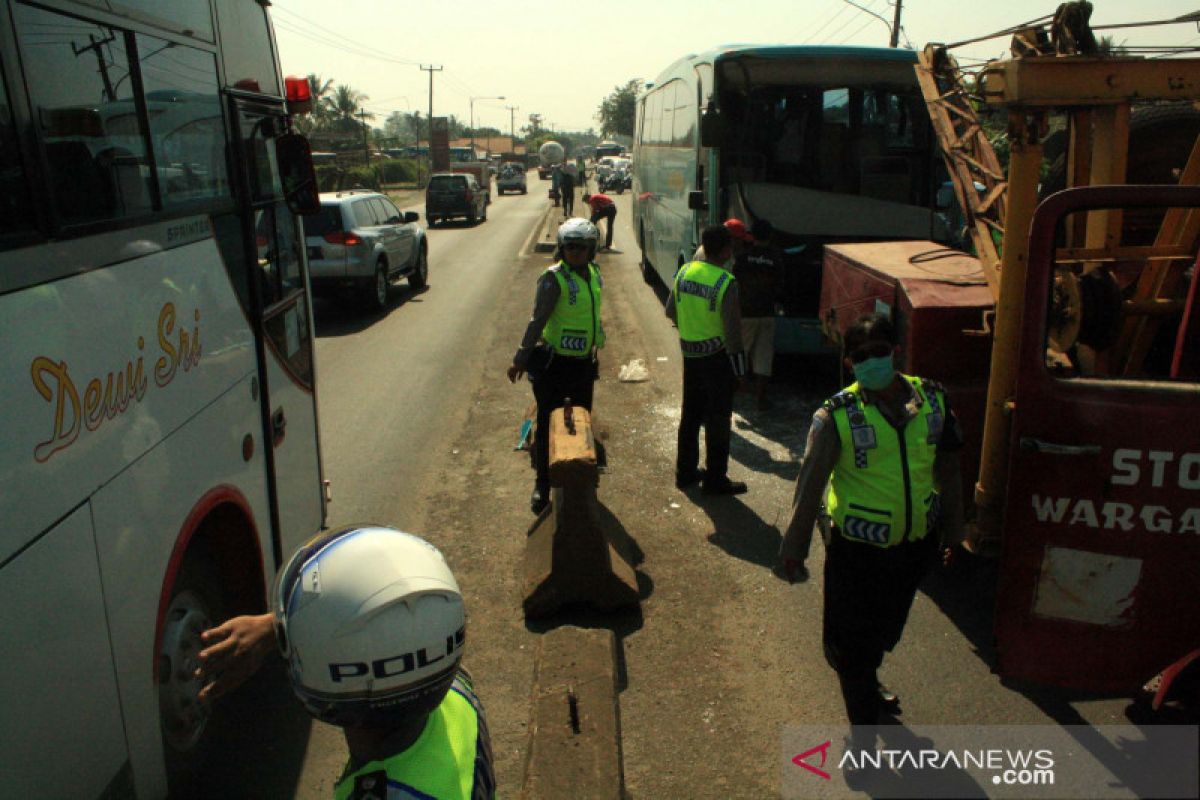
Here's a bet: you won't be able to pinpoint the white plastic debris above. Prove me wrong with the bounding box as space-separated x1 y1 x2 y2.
618 358 650 382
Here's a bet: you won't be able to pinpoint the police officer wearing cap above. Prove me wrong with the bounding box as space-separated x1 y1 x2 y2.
667 223 749 495
778 312 965 744
508 218 605 514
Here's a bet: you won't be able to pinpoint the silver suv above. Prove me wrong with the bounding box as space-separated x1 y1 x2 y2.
303 190 429 311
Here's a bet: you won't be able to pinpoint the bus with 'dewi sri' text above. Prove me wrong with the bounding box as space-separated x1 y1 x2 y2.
632 45 948 355
0 0 325 796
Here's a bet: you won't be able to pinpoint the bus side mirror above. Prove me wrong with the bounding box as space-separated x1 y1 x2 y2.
276 132 320 216
687 190 706 211
700 107 722 148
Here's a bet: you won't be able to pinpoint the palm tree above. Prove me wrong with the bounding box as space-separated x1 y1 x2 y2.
307 73 334 128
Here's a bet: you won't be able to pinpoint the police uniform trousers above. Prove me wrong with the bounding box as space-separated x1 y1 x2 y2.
676 351 736 483
531 354 595 490
822 528 937 726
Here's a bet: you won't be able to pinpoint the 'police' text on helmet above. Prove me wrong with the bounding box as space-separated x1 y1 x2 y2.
272 525 465 729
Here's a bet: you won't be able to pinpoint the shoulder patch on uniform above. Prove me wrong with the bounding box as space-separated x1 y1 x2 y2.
823 390 857 411
921 377 945 394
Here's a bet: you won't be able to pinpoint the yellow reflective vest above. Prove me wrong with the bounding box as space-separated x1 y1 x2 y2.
541 261 604 357
334 673 489 800
673 260 733 357
825 375 947 547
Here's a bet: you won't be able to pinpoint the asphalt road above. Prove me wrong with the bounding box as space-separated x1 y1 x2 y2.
205 176 1190 799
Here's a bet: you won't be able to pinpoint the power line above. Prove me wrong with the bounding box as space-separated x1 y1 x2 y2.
800 1 856 45
818 0 883 44
272 19 418 66
272 6 419 65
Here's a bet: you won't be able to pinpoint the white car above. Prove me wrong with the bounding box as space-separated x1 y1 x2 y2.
302 190 428 311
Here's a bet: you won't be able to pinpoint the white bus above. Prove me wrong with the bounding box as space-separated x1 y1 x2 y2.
632 45 947 355
0 1 325 796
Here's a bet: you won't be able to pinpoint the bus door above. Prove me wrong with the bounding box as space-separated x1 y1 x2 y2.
229 97 325 564
995 186 1200 692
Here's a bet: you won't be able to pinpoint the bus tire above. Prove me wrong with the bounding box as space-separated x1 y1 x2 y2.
159 552 228 795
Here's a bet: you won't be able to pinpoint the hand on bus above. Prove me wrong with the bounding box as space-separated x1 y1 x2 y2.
195 612 276 701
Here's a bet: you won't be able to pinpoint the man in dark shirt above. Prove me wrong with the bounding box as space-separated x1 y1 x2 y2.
734 219 782 410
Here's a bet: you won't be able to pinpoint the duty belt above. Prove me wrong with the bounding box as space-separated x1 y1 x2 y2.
680 337 724 356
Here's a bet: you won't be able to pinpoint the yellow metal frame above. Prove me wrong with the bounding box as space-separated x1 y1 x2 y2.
971 55 1200 539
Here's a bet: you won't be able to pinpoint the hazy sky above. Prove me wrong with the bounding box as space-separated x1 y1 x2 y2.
272 0 1200 133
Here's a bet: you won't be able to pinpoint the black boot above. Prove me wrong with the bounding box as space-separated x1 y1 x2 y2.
530 484 549 514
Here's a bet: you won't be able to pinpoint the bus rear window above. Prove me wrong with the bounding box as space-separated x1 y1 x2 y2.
302 206 342 237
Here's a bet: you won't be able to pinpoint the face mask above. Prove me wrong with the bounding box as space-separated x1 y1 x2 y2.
852 354 895 391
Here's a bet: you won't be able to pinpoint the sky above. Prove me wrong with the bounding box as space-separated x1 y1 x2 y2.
271 0 1200 134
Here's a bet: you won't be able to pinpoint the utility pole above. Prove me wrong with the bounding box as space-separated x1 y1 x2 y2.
420 64 442 185
889 0 903 47
357 109 371 167
506 105 519 153
73 33 117 101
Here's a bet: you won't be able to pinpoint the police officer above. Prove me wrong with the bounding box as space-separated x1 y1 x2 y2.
508 218 605 513
778 313 964 743
667 223 749 495
195 525 496 800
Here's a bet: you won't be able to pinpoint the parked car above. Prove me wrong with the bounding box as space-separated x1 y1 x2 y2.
425 172 488 225
302 189 428 311
497 165 527 195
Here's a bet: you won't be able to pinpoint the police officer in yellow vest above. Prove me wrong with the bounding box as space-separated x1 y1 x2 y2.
508 218 605 513
778 313 964 740
667 224 749 495
194 526 496 799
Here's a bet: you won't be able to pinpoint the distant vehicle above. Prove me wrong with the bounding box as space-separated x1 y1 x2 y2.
595 140 624 159
311 150 338 167
426 172 488 225
303 189 428 311
497 164 528 194
632 44 943 355
449 145 484 162
538 140 564 179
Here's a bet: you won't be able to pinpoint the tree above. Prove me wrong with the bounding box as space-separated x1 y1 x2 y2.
328 84 371 133
596 79 641 138
294 73 334 134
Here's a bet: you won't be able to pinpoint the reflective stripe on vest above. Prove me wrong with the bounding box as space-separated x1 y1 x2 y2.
335 677 482 800
541 262 603 357
826 375 945 547
674 260 731 357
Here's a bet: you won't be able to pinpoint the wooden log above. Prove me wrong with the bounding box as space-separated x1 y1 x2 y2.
523 405 639 618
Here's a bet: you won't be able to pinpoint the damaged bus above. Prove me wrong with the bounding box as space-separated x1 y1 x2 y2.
631 45 948 354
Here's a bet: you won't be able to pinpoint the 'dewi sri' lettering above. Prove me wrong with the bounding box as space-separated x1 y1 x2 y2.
1030 448 1200 535
30 302 202 463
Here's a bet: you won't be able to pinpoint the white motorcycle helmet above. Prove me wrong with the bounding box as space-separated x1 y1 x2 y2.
557 217 599 258
272 525 465 729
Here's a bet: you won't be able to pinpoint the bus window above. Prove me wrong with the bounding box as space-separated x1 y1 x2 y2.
214 0 280 95
0 67 34 244
15 4 154 225
136 33 230 207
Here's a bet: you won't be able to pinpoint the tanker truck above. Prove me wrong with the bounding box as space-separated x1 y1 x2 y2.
537 140 564 180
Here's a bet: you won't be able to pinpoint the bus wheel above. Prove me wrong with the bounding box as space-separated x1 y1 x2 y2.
639 227 654 284
159 554 226 792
